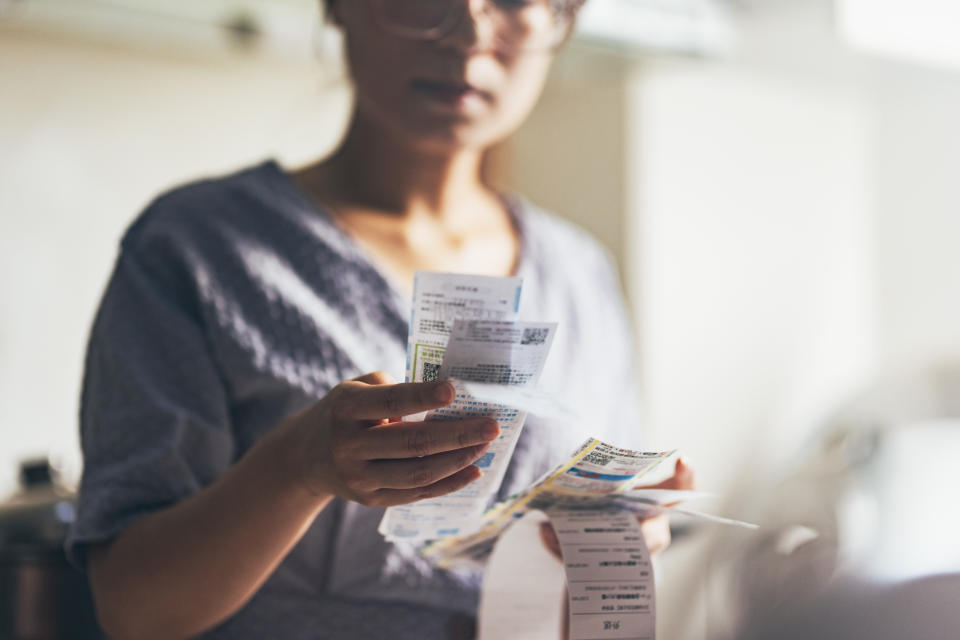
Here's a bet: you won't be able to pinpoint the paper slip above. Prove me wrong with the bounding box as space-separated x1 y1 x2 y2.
458 381 580 423
405 271 523 385
423 439 674 566
478 509 655 640
551 509 655 640
423 439 758 567
438 319 557 386
380 273 559 542
612 494 759 530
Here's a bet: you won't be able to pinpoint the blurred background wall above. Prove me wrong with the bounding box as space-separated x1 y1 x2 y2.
2 0 960 637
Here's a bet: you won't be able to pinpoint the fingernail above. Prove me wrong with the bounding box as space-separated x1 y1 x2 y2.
433 381 453 402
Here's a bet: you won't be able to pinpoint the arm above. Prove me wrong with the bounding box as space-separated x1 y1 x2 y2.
87 422 326 640
88 374 500 640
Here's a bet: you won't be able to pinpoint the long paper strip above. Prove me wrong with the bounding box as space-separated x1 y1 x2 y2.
551 508 655 640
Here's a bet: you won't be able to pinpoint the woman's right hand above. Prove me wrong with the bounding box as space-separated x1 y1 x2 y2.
280 371 500 508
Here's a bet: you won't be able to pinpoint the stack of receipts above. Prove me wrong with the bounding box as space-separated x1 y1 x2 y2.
379 272 558 542
379 272 757 549
425 436 758 568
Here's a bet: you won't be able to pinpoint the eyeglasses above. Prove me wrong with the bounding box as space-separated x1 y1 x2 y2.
369 0 581 52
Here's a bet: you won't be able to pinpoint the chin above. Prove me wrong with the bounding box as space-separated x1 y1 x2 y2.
409 124 503 154
393 113 510 155
356 93 521 156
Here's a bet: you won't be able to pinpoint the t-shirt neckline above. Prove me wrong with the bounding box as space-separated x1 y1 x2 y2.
262 159 533 297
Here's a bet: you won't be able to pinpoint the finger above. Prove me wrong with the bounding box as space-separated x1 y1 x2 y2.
368 443 490 489
357 418 500 460
351 370 397 385
344 380 455 420
374 465 483 506
635 457 696 491
640 514 672 555
350 371 400 423
539 522 562 560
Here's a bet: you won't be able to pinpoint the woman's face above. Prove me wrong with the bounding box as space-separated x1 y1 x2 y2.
330 0 566 154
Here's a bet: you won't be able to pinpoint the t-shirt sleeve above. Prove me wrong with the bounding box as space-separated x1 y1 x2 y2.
67 239 235 566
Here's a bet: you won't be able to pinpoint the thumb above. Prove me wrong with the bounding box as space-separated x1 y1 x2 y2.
351 370 397 385
637 457 695 491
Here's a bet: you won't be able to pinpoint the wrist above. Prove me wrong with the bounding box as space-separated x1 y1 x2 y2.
257 419 333 514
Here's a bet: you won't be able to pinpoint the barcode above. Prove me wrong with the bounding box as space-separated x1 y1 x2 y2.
422 362 441 382
582 450 614 466
521 327 549 345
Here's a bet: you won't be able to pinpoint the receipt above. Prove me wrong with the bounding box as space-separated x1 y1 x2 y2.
478 508 656 640
423 439 675 566
381 274 558 542
457 382 580 423
550 509 655 640
405 272 523 384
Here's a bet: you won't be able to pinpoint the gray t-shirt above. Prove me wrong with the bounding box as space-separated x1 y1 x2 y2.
69 161 641 639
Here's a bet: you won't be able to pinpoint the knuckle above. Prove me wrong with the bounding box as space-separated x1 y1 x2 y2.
327 385 353 418
329 436 354 462
416 485 438 500
331 446 350 465
354 493 374 507
417 383 432 406
459 449 477 468
409 467 434 488
367 492 389 507
343 469 372 494
342 475 362 494
383 386 402 415
328 383 349 401
404 429 433 458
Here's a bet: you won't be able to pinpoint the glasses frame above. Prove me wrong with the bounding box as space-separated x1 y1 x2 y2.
368 0 584 52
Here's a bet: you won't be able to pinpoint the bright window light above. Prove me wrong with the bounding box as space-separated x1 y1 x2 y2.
839 0 960 70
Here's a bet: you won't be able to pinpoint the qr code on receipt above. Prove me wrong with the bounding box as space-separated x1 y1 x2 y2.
521 327 549 345
422 362 441 382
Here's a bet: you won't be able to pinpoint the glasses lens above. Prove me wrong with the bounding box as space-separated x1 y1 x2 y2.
374 0 575 51
489 0 570 51
378 0 453 33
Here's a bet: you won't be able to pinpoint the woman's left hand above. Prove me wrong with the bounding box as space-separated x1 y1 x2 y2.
539 457 695 559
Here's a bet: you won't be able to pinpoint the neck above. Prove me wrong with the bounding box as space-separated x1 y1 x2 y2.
325 110 491 221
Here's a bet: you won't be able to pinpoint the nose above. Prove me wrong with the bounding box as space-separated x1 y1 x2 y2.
437 0 499 53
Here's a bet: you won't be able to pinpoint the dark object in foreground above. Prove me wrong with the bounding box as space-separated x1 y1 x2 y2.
0 459 102 639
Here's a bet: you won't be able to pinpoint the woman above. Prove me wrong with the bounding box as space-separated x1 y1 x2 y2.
69 1 692 638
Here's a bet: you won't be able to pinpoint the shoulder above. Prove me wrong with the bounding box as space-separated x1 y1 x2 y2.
120 161 286 258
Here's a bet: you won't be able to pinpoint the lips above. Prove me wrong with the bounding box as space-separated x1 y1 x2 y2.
410 78 492 105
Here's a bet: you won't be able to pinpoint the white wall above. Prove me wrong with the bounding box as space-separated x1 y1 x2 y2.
873 64 960 369
633 5 960 639
631 59 878 496
0 24 350 497
631 60 879 640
